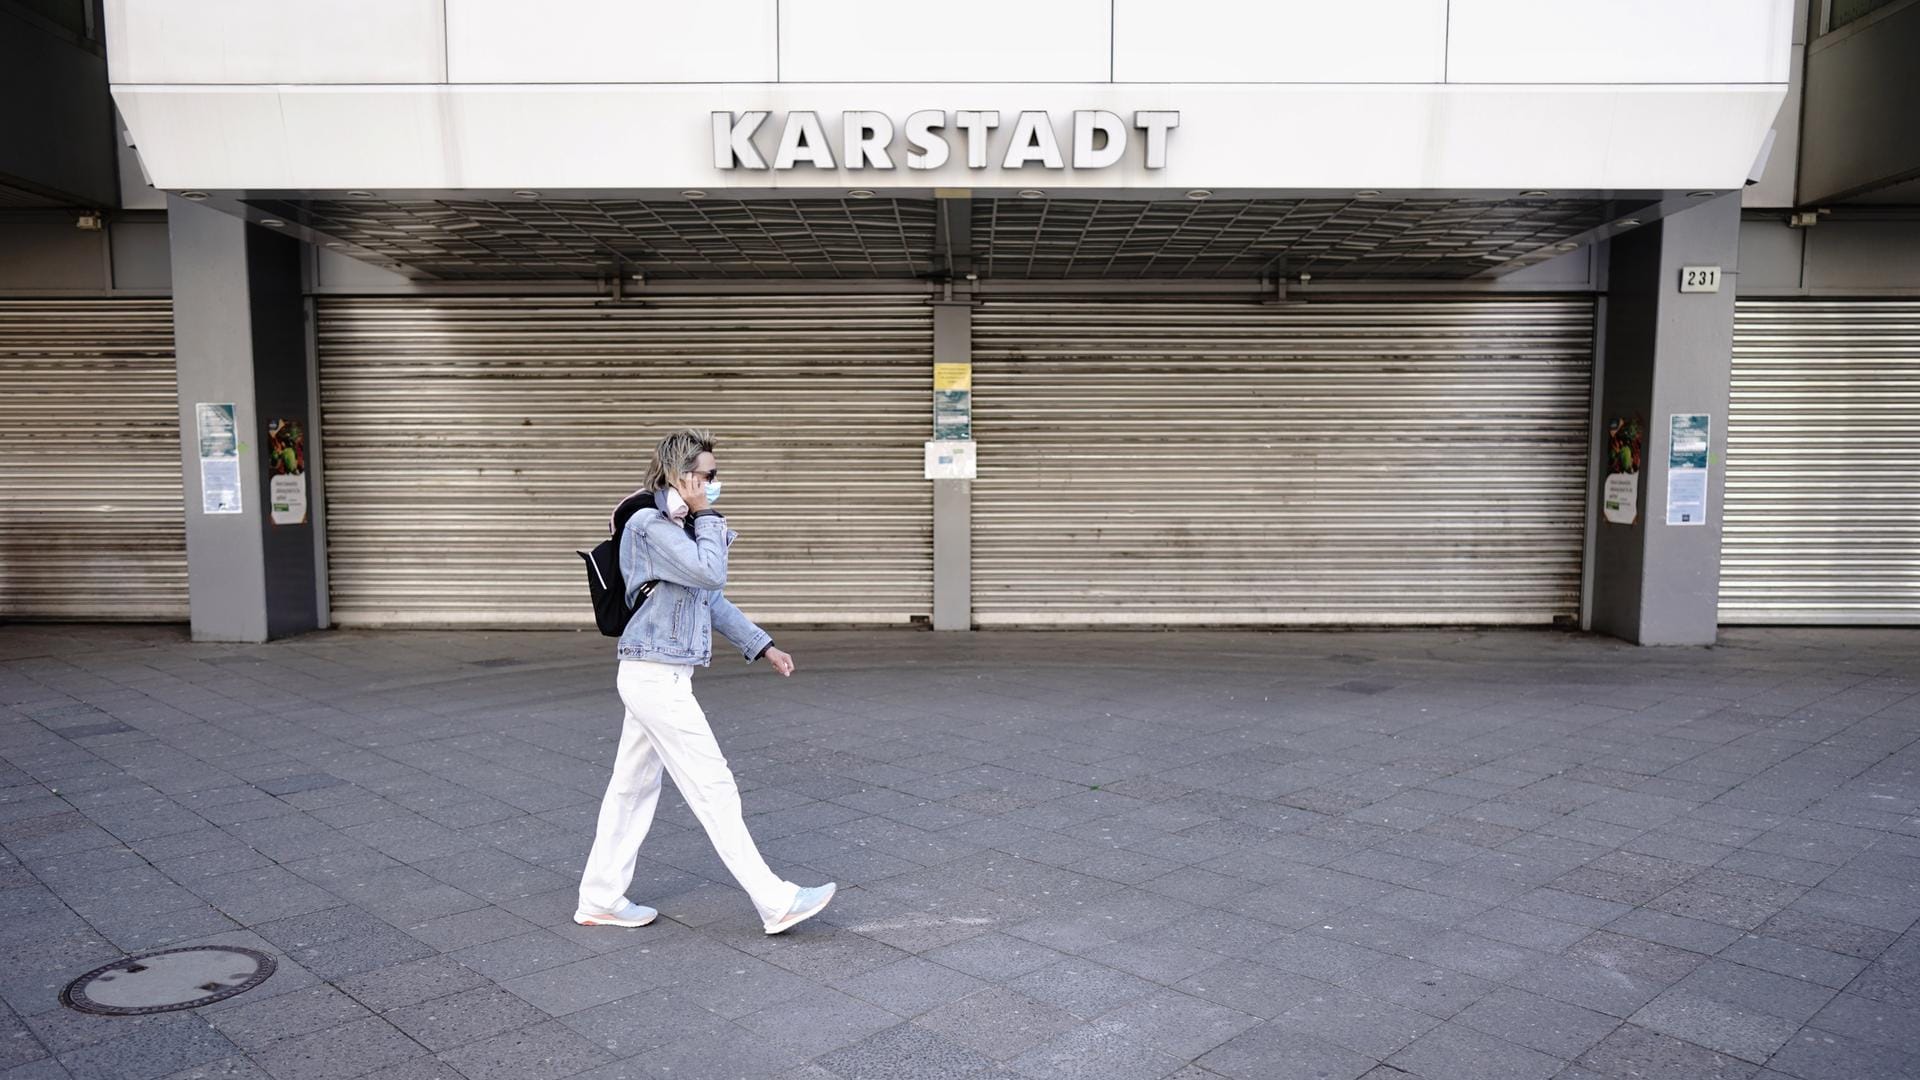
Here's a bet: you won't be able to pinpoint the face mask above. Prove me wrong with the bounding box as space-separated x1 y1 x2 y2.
704 480 723 505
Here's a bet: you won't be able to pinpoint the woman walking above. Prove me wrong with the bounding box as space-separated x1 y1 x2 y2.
575 428 835 935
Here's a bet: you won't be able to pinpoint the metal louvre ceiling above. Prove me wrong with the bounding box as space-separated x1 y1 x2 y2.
970 297 1596 625
317 295 933 627
972 197 1624 279
1720 300 1920 624
256 195 1643 282
0 300 186 620
267 197 940 280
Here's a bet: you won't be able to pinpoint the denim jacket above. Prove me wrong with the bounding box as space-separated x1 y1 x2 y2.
615 490 773 667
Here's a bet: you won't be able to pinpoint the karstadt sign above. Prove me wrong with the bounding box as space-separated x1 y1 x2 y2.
712 109 1181 171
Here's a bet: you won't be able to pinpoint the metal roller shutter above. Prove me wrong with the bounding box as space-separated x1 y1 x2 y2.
0 300 186 620
971 297 1595 626
317 295 934 627
1720 299 1920 625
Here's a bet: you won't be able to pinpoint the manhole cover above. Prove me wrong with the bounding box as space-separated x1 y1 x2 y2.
61 946 276 1015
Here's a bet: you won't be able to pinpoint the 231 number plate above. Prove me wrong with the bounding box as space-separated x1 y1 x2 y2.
1679 266 1722 293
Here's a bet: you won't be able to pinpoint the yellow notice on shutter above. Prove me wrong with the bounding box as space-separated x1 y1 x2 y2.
933 363 972 392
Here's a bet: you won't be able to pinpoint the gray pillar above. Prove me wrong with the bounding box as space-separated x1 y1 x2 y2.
931 301 972 631
1590 194 1741 645
169 196 321 642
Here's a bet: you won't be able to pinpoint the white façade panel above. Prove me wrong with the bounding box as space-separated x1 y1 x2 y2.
112 83 1785 192
446 0 776 83
114 87 446 190
103 0 446 84
1448 0 1794 84
1741 41 1803 209
1114 0 1447 83
779 0 1110 82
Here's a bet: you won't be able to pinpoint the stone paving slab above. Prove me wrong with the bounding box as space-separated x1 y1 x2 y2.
1 624 1917 1080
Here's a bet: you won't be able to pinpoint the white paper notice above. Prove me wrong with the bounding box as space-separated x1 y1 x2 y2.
196 402 242 514
1666 469 1707 526
923 440 977 480
1603 472 1638 525
200 458 242 514
270 473 307 526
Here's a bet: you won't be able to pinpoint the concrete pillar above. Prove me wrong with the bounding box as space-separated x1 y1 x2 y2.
168 196 321 642
1590 194 1741 645
931 301 972 631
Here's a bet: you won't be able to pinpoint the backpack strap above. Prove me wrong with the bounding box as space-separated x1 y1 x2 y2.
608 489 667 608
609 487 656 537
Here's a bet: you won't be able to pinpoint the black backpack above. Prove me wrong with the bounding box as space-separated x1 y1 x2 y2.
579 489 661 637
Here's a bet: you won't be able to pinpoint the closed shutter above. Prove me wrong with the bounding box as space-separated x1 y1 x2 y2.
317 295 933 627
0 300 185 620
971 297 1595 625
1720 300 1920 624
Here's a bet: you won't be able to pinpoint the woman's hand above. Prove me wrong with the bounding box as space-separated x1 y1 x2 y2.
765 647 795 677
672 471 710 513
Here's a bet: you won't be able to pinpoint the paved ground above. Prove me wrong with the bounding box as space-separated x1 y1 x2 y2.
1 624 1917 1080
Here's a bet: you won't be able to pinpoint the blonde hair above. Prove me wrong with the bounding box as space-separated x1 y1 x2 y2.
644 427 715 491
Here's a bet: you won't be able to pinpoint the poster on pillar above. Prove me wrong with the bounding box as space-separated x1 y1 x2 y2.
1603 417 1643 526
933 362 972 441
1666 413 1711 526
267 419 309 526
195 402 242 514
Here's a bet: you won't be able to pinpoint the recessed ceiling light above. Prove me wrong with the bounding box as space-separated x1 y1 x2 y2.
1520 189 1550 197
1555 241 1579 251
512 190 540 200
346 190 375 199
1186 189 1213 200
1688 190 1716 198
259 219 286 228
325 242 344 249
179 191 209 201
847 189 875 200
1354 190 1381 199
1017 189 1045 199
681 189 708 199
1620 219 1642 228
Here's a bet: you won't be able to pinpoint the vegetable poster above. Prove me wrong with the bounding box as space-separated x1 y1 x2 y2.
267 418 308 526
1603 416 1642 526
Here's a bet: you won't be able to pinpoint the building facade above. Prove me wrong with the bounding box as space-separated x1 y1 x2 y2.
1 0 1915 643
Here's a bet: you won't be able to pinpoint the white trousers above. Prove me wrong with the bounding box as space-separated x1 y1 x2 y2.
578 660 799 925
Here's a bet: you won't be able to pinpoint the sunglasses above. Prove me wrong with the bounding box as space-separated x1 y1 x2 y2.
686 468 719 482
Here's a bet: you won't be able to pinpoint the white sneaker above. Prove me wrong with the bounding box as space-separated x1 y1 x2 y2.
573 900 657 928
763 883 836 935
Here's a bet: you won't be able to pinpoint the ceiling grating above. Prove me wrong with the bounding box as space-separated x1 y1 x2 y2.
972 197 1634 279
249 195 1650 282
253 197 939 280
